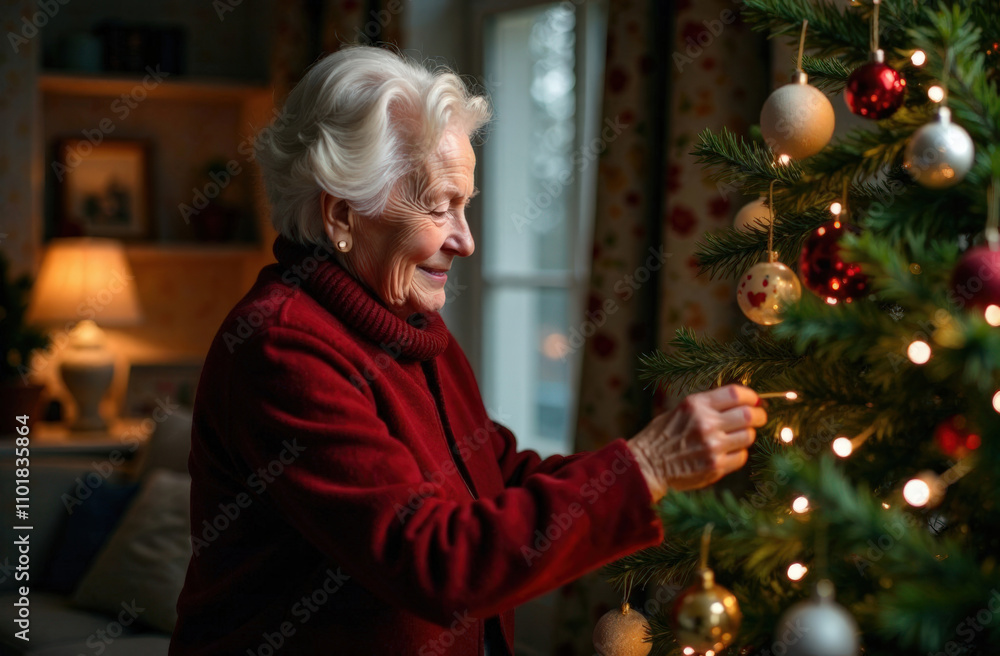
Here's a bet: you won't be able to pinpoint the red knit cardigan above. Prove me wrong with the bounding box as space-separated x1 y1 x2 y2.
169 237 664 656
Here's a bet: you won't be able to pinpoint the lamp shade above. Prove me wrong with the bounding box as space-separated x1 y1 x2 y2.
27 238 143 327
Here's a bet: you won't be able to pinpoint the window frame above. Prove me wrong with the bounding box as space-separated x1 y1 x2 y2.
463 0 608 454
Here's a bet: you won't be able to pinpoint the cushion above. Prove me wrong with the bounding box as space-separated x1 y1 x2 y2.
72 469 192 633
138 409 193 477
0 591 150 651
42 479 141 593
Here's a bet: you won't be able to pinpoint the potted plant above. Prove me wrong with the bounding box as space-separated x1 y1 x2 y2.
0 251 50 432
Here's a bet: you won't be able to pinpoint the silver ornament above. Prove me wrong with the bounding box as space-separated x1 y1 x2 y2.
775 580 859 656
903 106 975 189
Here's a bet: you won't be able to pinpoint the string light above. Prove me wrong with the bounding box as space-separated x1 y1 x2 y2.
787 563 808 581
832 437 853 457
928 85 945 102
910 50 926 66
683 649 695 656
992 390 1000 413
829 201 843 215
985 304 1000 326
882 502 891 509
780 426 795 443
777 154 792 166
792 496 810 513
903 478 932 507
907 340 932 364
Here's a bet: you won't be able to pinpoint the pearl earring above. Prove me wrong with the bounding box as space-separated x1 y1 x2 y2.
337 240 348 251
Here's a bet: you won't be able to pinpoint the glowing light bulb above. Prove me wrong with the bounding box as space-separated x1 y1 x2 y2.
985 305 1000 326
993 390 1000 413
928 85 945 102
779 426 795 443
785 391 798 400
832 437 853 457
907 340 931 364
792 496 810 513
903 478 931 507
829 201 842 215
683 648 695 656
787 563 808 581
882 502 891 509
777 154 792 166
910 50 926 66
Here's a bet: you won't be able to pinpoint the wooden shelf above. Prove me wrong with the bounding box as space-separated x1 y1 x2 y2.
40 72 272 103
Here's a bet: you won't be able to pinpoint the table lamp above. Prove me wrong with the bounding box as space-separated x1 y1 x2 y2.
26 238 143 431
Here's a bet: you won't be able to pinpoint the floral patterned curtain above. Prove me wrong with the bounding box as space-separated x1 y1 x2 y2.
551 0 767 653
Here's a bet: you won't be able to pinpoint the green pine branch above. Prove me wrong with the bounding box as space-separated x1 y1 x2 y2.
638 327 803 394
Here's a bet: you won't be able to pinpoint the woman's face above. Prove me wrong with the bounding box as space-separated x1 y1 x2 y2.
346 129 477 318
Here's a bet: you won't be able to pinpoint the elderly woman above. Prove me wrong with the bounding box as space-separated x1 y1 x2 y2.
170 46 765 656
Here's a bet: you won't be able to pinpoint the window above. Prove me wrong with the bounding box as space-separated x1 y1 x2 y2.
473 0 607 457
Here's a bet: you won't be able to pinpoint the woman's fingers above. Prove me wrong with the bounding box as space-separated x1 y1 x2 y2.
722 427 756 452
698 384 759 412
717 405 768 433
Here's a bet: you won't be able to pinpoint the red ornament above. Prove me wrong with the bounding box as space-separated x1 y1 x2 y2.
844 51 906 119
950 246 1000 310
799 220 869 304
934 415 981 458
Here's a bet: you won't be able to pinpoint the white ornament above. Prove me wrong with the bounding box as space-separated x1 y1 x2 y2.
903 106 975 189
760 72 836 160
737 260 802 325
776 580 859 656
734 197 772 232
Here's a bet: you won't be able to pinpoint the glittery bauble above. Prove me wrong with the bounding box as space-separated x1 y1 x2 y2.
734 197 772 232
737 260 802 325
950 246 1000 309
760 76 835 160
934 415 981 458
844 53 906 119
776 581 859 656
799 220 869 304
903 107 975 189
670 569 742 654
593 603 652 656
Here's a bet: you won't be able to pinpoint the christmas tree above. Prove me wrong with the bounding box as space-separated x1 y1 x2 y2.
598 2 1000 655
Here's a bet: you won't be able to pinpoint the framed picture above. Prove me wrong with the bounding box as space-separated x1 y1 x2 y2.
122 361 202 417
54 138 151 239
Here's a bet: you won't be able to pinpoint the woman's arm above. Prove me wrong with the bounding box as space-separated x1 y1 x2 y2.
490 422 588 487
226 326 663 626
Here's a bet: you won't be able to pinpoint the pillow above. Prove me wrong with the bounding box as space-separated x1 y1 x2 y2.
42 479 141 593
72 469 192 633
138 409 194 477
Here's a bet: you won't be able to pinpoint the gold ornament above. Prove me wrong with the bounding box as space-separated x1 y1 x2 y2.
593 602 652 656
669 524 742 654
671 568 742 654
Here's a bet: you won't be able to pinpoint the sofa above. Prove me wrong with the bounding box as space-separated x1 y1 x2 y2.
0 410 195 656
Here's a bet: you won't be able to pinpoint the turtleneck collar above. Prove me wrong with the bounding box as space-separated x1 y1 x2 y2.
272 236 451 361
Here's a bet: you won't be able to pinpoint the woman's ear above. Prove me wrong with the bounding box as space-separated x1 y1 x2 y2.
321 192 352 248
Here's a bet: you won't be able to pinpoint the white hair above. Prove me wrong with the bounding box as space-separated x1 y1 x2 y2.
254 46 492 245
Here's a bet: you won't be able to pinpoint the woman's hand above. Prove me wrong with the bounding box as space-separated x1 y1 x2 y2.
627 384 766 503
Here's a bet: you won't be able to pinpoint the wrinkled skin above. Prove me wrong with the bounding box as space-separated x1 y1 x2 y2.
322 128 477 319
628 384 767 502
